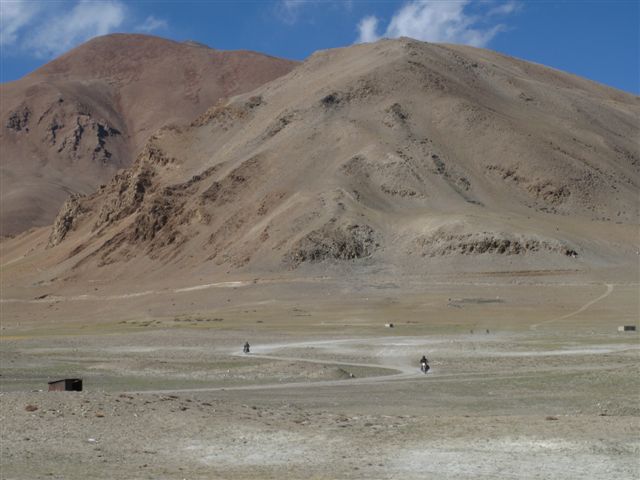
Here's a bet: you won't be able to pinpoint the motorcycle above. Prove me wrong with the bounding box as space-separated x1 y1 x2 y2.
420 361 430 374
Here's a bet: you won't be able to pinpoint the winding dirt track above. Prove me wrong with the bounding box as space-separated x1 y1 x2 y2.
1 279 626 304
129 345 417 395
127 336 636 396
0 281 252 303
530 283 614 330
1 279 627 395
124 279 632 395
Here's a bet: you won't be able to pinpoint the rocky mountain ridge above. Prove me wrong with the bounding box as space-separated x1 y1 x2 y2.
0 34 297 235
37 38 638 283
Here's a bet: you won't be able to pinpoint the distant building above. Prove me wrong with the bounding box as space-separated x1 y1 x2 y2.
618 325 637 332
48 378 83 391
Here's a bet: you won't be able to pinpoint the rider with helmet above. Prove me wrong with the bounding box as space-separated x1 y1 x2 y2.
420 355 430 373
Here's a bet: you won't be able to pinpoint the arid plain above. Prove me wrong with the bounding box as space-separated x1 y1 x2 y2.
1 270 638 479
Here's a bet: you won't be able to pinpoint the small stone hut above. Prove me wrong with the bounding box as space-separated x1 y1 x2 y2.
48 378 83 391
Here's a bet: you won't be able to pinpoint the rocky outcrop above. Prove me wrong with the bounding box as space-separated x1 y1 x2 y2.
200 155 263 206
93 166 154 231
6 105 30 132
413 230 577 257
191 96 263 129
485 164 572 211
52 113 122 164
48 195 86 247
287 223 379 267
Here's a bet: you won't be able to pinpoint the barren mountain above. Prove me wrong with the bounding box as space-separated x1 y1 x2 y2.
3 38 639 289
0 34 297 236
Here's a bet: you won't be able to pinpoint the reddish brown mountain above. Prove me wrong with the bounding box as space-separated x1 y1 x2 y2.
1 39 637 296
23 38 636 286
0 34 297 236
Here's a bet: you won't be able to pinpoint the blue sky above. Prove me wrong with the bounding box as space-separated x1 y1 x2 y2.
1 1 638 93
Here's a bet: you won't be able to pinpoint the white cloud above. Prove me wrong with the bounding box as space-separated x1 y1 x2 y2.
357 15 380 43
1 1 169 59
25 0 126 57
487 1 522 17
276 0 304 25
0 0 42 46
276 0 353 25
136 15 168 33
356 0 517 47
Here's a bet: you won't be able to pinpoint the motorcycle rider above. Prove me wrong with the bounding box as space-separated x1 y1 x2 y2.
420 355 429 373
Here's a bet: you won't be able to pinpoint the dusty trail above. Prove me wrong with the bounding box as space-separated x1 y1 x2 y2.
1 279 631 304
0 281 252 303
128 359 625 396
129 349 415 395
530 283 614 330
127 336 636 395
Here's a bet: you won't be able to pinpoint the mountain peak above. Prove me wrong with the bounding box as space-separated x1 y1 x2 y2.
182 40 212 49
38 38 639 281
1 35 297 236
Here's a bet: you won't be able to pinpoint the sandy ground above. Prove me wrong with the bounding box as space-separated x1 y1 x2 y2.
1 276 639 479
